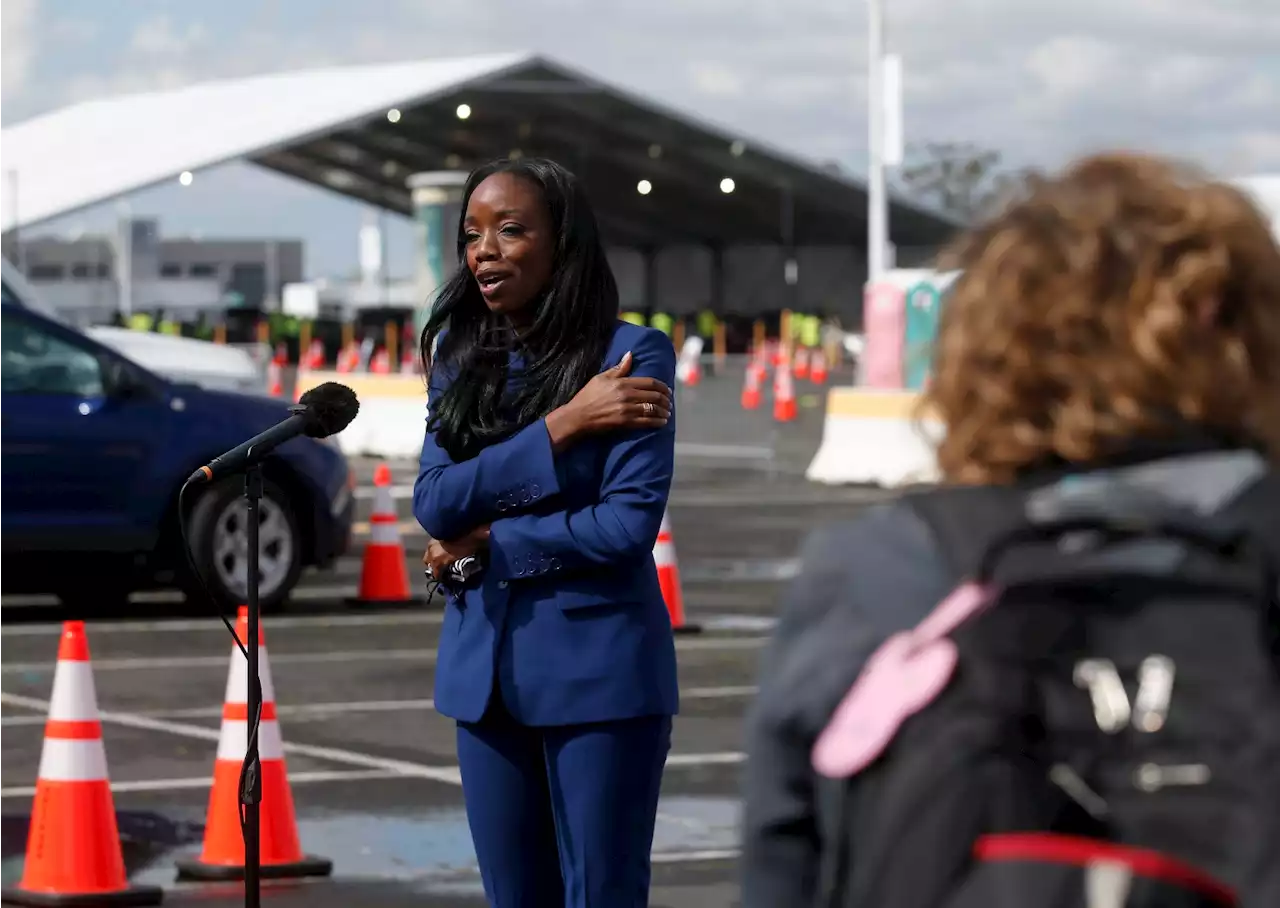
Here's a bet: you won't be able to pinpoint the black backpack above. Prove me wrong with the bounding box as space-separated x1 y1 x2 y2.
818 451 1280 908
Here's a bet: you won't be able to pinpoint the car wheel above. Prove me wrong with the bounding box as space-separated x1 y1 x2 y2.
182 476 304 613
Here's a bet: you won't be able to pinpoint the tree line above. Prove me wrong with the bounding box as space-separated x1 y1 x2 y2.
894 141 1040 223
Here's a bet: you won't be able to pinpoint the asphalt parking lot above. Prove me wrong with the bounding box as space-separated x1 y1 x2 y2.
1 364 892 907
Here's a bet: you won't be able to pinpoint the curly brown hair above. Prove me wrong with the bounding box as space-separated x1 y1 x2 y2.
922 152 1280 485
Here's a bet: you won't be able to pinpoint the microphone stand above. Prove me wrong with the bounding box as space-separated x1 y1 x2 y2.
242 462 263 908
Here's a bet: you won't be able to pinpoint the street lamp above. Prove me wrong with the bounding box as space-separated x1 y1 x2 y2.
719 177 736 194
867 0 889 282
178 171 194 187
637 179 653 196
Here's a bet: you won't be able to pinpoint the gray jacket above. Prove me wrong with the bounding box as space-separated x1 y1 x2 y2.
740 502 949 908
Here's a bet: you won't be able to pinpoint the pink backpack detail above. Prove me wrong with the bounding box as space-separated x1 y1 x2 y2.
811 581 997 779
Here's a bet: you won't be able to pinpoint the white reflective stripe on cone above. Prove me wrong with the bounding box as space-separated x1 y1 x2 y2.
658 510 673 535
222 645 277 705
216 718 286 761
48 661 100 721
38 737 109 782
372 486 395 517
369 521 401 545
653 540 678 565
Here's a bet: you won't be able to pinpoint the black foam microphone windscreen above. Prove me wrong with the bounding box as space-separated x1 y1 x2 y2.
298 382 360 438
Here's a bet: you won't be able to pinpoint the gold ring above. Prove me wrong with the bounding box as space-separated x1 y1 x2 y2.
644 402 654 416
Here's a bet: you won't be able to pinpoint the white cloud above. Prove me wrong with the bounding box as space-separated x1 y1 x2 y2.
1 0 39 100
4 0 1278 205
129 16 209 57
687 63 747 98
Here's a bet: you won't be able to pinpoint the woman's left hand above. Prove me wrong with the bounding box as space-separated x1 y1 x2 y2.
423 524 491 578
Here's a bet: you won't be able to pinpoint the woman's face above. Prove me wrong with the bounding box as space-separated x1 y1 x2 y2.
463 172 555 325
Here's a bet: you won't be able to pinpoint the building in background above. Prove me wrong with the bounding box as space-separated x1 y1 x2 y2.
6 217 304 326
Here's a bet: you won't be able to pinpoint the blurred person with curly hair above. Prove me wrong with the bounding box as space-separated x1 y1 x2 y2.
741 152 1280 907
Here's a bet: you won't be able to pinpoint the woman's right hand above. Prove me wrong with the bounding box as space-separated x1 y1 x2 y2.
545 351 672 451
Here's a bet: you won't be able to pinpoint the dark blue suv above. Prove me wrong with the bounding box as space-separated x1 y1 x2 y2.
1 293 354 613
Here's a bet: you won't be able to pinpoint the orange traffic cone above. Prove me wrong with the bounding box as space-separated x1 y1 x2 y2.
654 510 701 634
336 343 357 374
793 346 810 380
175 607 332 882
347 463 415 606
810 347 829 384
685 354 702 387
306 339 325 371
741 360 763 410
2 622 163 907
773 360 798 422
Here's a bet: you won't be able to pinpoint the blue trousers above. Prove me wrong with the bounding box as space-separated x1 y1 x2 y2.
456 698 672 908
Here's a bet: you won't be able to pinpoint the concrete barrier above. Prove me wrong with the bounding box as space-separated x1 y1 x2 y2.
296 371 427 459
805 388 942 487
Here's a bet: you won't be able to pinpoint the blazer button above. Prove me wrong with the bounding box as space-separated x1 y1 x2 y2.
550 557 561 570
530 484 541 498
498 580 508 589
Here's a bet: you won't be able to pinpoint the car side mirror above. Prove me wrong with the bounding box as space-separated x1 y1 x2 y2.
102 356 147 400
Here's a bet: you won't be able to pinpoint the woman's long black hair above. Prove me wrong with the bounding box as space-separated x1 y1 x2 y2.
419 158 619 463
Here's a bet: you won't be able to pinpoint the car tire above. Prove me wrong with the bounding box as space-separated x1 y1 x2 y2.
182 476 304 613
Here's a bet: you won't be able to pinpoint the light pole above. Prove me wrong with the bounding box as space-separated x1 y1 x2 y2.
115 201 134 319
5 169 24 271
866 0 889 283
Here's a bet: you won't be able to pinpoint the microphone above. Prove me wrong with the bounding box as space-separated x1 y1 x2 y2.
185 382 360 485
447 555 484 582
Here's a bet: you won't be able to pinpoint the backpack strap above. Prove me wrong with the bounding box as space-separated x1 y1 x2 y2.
904 451 1273 585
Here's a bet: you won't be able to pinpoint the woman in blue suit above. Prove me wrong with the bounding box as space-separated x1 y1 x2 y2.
414 158 679 908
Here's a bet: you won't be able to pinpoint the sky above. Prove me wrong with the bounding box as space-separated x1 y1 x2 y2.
2 0 1278 278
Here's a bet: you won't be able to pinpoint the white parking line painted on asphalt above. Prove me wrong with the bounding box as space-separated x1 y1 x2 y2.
664 752 745 767
673 442 774 460
0 691 465 784
2 610 774 639
354 484 415 501
0 610 447 637
0 768 402 799
651 848 741 864
1 582 367 610
0 684 759 726
1 691 747 794
0 634 766 674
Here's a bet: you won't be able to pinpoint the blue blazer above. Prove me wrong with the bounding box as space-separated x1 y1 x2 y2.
414 320 680 727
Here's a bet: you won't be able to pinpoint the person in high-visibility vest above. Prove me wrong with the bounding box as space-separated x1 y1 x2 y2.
696 309 717 339
800 314 821 349
620 311 645 326
650 312 674 337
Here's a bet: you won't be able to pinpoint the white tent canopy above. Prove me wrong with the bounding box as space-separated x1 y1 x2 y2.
0 52 531 232
0 52 958 251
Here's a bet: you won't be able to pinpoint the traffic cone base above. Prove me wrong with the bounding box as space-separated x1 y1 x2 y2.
2 784 163 907
174 609 332 883
1 883 164 907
